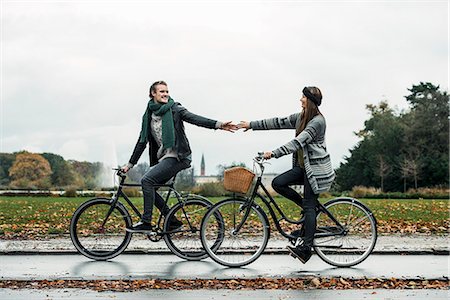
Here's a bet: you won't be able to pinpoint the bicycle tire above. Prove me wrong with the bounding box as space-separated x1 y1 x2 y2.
200 198 270 268
314 197 377 267
163 196 220 260
70 198 132 261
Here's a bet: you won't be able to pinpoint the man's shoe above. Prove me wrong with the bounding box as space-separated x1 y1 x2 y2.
167 217 183 231
287 245 312 264
126 221 154 233
290 228 304 238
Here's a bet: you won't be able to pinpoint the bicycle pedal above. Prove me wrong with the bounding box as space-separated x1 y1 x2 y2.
294 238 304 247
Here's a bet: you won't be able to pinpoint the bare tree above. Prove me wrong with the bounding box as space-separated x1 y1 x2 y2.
400 157 420 191
377 155 391 192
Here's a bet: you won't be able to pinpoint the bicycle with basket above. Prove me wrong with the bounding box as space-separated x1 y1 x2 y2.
200 152 378 268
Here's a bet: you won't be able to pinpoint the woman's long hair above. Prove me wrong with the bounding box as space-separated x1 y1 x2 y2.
296 87 322 136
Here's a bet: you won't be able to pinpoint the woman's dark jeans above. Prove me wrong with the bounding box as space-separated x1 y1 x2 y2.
140 157 190 224
271 166 318 247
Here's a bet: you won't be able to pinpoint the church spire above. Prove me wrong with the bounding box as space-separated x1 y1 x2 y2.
200 153 205 176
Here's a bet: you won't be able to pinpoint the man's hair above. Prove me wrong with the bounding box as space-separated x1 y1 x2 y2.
149 81 167 98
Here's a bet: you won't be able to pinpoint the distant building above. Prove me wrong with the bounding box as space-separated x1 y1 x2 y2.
195 175 220 185
194 153 219 185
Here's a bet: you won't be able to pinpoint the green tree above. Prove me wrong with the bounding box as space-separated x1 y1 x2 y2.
336 82 449 192
68 160 103 189
403 82 449 187
336 101 404 191
41 152 76 188
9 151 52 189
127 162 149 184
0 153 16 186
175 167 195 191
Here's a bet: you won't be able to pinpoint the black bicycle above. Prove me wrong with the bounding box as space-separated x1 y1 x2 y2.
200 153 378 267
70 168 221 261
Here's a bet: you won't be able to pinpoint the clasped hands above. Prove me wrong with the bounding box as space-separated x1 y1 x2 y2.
219 121 273 159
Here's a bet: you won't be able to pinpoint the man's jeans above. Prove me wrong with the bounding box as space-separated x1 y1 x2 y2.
271 166 319 247
140 158 190 223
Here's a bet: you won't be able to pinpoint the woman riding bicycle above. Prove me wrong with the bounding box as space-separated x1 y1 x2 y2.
238 86 335 263
121 80 237 233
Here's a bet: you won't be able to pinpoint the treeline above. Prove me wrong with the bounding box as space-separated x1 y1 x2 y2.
1 82 447 193
334 82 449 192
0 151 149 190
0 151 195 191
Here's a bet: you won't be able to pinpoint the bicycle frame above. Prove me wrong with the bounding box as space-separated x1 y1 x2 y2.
234 158 346 242
101 171 188 236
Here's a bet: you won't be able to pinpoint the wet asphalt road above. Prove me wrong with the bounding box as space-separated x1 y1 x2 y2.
0 253 448 281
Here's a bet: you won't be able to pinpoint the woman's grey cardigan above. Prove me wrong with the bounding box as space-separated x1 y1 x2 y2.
250 113 335 194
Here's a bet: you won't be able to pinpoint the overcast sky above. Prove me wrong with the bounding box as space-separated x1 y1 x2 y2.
1 0 448 178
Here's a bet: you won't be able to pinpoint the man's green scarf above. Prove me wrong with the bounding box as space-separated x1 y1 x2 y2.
139 97 175 149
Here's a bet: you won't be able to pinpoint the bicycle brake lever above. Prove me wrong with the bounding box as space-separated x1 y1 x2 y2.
255 152 265 162
115 168 126 178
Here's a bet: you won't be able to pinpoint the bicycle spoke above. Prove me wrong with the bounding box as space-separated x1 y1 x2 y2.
70 198 131 260
314 198 377 267
163 198 213 260
201 198 269 267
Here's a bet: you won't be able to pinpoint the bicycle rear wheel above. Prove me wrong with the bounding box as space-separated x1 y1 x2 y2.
200 198 270 267
314 198 377 267
163 196 219 261
70 198 132 260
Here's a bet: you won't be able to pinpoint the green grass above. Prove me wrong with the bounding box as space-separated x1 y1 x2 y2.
0 196 448 238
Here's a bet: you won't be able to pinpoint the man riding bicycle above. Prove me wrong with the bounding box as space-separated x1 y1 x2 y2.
121 81 237 233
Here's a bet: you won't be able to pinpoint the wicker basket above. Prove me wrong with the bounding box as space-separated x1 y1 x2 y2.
223 167 255 194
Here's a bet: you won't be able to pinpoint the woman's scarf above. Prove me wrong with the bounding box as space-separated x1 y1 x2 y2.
139 97 175 149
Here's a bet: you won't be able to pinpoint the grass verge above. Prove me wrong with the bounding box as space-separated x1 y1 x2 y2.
0 196 448 239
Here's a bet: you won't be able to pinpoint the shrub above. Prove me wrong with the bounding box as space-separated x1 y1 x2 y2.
122 187 142 198
191 182 226 197
350 186 381 198
348 186 450 199
63 188 78 197
407 187 449 199
94 192 114 198
319 192 333 199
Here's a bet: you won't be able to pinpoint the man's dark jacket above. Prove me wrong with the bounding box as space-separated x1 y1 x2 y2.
128 102 218 167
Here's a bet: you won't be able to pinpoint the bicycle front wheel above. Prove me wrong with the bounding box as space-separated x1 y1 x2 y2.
163 196 217 261
70 198 132 261
314 197 377 267
201 198 270 268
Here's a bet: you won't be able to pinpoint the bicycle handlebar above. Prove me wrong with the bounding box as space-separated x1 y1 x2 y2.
254 152 269 169
112 168 126 178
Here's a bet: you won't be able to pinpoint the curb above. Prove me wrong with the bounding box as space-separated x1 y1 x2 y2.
1 249 448 255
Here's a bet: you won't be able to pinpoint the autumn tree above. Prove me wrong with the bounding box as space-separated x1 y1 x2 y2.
9 151 52 188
